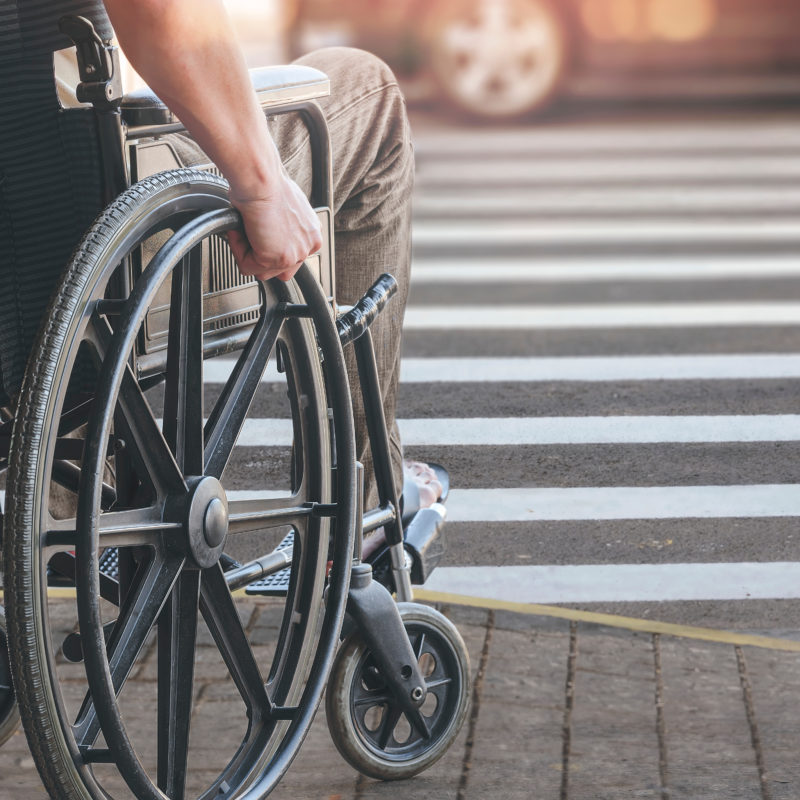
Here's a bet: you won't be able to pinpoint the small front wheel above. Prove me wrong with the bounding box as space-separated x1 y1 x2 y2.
0 607 20 747
326 603 471 780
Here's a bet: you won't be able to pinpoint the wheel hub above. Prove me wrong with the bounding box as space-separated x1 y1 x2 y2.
179 476 229 568
203 497 228 548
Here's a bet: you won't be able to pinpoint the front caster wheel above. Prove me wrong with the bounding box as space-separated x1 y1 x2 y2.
0 607 20 747
326 602 470 780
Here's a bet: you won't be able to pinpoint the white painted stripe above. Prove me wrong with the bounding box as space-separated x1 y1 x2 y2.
416 157 800 184
236 416 800 447
203 360 282 383
414 124 800 155
442 485 800 522
205 354 800 385
226 484 800 522
227 490 291 502
404 304 800 330
412 220 800 247
410 257 800 283
424 563 800 603
399 416 800 446
8 485 794 523
413 186 800 216
397 355 800 383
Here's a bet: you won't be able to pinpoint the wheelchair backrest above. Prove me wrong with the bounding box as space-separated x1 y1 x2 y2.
0 1 112 401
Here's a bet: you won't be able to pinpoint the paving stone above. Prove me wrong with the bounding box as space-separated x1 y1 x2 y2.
567 628 663 800
736 645 800 800
3 597 800 800
659 638 761 800
465 623 567 800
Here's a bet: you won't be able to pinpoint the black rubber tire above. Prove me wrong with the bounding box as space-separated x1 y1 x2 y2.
325 602 471 780
0 607 20 747
4 168 356 799
426 0 567 119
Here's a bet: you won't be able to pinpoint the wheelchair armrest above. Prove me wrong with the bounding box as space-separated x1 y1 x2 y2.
121 65 330 127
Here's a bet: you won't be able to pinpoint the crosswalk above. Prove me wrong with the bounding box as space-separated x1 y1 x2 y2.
5 110 791 616
403 110 800 611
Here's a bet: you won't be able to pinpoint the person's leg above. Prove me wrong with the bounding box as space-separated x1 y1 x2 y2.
170 47 416 510
268 47 413 511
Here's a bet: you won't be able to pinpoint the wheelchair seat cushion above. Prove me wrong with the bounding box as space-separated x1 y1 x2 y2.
121 64 330 127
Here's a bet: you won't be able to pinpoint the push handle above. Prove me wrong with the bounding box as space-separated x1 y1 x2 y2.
336 273 398 346
59 15 123 109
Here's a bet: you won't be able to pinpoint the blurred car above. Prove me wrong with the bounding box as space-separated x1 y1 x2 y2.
290 0 800 119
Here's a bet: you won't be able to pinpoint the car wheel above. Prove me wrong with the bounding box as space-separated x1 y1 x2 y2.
427 0 567 119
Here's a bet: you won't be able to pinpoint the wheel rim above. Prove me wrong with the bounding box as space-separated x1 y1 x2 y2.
348 620 464 762
7 171 355 799
430 0 564 117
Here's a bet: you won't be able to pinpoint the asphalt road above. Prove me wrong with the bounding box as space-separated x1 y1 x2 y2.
399 105 800 631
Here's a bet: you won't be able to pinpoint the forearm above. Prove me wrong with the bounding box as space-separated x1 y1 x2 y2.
103 0 280 201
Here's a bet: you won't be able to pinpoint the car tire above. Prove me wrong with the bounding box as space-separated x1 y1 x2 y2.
426 0 568 119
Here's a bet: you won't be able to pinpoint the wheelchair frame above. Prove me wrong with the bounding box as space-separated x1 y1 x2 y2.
0 15 469 799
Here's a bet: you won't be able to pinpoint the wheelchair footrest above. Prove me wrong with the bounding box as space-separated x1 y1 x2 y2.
97 539 293 598
244 531 294 596
98 547 120 581
371 503 447 588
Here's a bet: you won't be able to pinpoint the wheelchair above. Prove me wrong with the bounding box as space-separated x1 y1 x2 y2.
0 17 470 799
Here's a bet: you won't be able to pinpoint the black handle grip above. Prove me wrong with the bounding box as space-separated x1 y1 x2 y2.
336 273 398 346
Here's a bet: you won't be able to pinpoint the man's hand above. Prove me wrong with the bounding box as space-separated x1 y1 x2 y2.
227 170 323 282
104 0 321 282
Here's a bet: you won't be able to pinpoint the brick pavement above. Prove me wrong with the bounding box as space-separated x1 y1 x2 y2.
1 598 799 799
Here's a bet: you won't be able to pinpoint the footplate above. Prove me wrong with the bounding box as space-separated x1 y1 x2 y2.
244 531 294 596
95 538 294 597
98 547 120 580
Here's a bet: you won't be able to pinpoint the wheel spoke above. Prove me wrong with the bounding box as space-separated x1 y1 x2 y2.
99 506 180 547
204 299 283 479
157 569 201 799
199 563 270 717
377 705 403 750
226 497 312 536
47 507 181 549
413 632 426 660
424 676 453 691
162 247 204 476
74 553 184 748
88 315 186 497
404 705 431 742
117 367 187 496
353 692 392 707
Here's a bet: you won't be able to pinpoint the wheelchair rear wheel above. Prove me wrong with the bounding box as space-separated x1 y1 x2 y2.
4 169 357 799
0 607 20 747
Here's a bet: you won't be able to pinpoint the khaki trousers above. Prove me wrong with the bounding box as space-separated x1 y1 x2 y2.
176 47 413 508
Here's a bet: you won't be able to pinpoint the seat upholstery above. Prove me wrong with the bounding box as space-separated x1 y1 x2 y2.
121 65 331 127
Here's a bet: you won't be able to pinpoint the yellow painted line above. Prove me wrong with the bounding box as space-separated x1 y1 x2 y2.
0 587 262 602
0 588 78 602
414 589 800 653
5 588 798 653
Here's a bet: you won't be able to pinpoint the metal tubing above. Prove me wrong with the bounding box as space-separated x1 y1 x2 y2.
125 100 331 210
353 328 405 549
96 111 129 202
390 543 414 602
224 549 293 592
362 505 396 535
354 462 364 564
